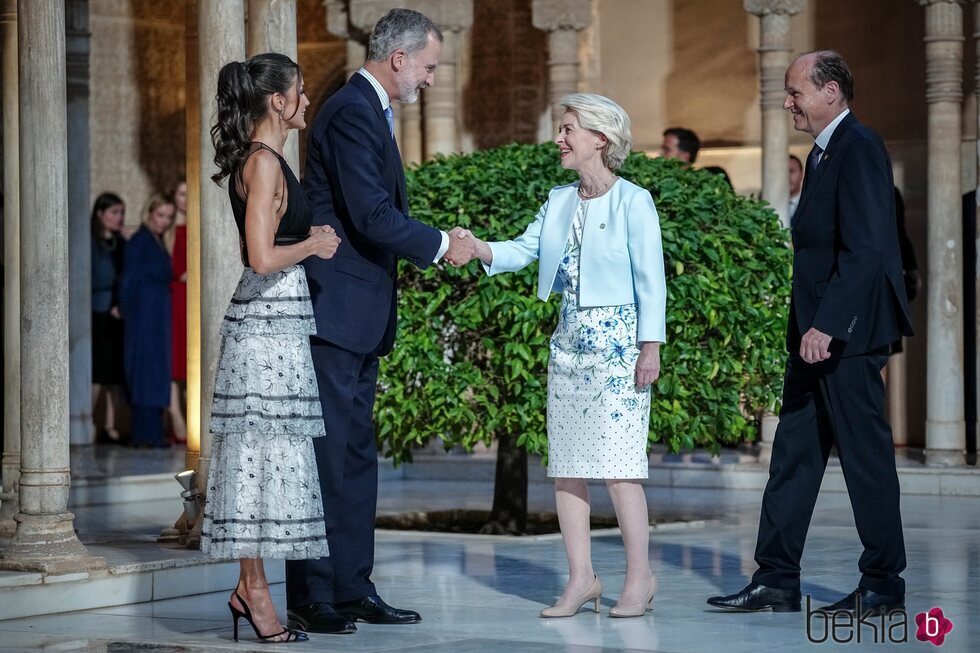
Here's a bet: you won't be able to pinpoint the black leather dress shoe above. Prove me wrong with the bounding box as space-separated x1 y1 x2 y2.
335 595 422 624
817 587 905 615
286 602 356 634
706 582 802 612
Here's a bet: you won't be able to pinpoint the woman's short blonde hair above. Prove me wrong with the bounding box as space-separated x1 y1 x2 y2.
141 193 175 227
559 93 632 170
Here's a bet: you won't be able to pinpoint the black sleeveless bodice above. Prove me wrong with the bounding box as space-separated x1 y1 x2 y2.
229 142 312 267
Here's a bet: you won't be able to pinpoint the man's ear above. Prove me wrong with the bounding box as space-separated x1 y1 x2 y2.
824 80 840 105
390 50 405 72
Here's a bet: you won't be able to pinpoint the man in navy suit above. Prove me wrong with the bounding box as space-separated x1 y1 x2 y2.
708 51 913 615
286 9 476 634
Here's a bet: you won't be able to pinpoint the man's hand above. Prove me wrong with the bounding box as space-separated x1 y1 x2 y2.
800 327 832 364
444 227 478 267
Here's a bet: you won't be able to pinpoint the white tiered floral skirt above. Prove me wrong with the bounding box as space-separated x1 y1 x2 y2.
200 265 329 560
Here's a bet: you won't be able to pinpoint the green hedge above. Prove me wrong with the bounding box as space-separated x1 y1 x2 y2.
376 143 791 464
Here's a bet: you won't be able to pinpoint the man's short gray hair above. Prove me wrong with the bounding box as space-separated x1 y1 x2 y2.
560 93 632 170
366 8 443 62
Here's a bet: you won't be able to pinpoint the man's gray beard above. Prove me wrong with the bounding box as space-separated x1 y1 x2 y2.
399 87 419 104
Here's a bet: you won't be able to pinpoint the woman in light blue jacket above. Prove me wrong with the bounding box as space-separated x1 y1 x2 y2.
461 94 667 619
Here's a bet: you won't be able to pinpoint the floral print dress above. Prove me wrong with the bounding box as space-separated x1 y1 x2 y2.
546 199 651 479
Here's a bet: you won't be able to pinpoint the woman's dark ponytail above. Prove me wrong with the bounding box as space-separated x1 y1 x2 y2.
210 53 300 185
211 61 253 184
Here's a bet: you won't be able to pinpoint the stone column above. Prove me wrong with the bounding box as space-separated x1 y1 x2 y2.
161 0 203 545
0 0 104 573
421 2 474 158
400 100 423 165
423 24 464 156
248 0 299 170
0 0 20 537
190 0 247 547
532 0 591 128
66 0 93 446
975 0 980 454
185 0 202 478
919 0 966 466
745 0 806 228
325 0 366 81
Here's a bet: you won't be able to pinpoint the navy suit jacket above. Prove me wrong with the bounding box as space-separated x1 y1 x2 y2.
789 112 913 357
302 73 442 355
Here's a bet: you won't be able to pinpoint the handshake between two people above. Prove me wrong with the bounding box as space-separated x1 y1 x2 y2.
306 224 484 268
444 226 488 268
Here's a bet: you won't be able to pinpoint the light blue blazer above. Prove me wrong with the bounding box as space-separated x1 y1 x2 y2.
484 178 667 343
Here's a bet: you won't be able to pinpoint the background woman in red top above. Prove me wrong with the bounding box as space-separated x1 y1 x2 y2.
167 177 188 444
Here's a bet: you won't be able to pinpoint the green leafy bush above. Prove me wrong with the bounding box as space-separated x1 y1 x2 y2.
376 143 791 465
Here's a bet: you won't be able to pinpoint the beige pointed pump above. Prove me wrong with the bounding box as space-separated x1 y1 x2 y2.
540 575 602 618
609 575 657 618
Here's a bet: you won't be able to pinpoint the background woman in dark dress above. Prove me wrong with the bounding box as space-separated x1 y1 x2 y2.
91 192 128 443
121 194 175 448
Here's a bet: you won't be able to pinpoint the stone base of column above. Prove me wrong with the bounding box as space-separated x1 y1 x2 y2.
757 413 779 463
158 512 189 544
925 420 967 467
886 348 907 446
0 512 106 574
0 491 18 537
185 506 203 550
924 448 967 467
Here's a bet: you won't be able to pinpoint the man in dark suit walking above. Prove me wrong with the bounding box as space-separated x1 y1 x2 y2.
708 51 913 615
285 9 475 634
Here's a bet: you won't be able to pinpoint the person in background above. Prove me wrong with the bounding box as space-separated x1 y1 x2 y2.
166 177 188 444
659 127 700 164
91 192 128 444
121 194 175 449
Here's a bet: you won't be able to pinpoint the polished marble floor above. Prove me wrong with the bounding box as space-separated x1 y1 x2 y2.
1 476 978 652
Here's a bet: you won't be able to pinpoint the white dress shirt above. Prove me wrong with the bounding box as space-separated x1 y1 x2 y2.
814 108 850 153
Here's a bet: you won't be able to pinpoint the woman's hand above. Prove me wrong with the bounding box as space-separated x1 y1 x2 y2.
308 225 341 260
635 342 661 389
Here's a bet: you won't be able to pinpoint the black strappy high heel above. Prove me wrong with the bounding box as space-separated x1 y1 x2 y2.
228 591 309 643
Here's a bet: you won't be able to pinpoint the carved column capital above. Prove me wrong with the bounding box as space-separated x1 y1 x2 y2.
348 0 472 34
325 0 365 41
920 0 964 104
0 0 15 25
65 0 90 101
743 0 806 16
531 0 591 32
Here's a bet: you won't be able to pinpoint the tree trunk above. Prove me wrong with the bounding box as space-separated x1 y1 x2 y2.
480 430 528 535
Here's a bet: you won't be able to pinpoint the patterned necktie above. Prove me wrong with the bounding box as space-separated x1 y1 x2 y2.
384 106 395 138
808 143 824 172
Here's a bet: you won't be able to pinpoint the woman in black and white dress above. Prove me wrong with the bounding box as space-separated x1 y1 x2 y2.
203 52 340 643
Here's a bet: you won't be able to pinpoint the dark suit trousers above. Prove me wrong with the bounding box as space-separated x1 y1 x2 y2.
285 338 379 606
752 351 906 596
